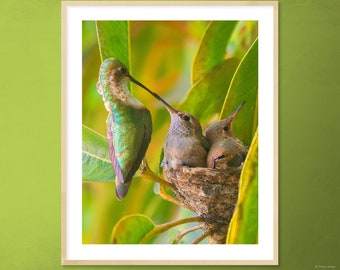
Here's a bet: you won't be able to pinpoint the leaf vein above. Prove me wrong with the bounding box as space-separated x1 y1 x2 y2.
82 150 111 164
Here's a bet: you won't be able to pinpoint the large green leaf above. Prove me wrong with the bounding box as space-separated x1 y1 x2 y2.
227 130 258 244
220 38 258 146
96 21 129 66
110 214 156 244
192 21 237 84
179 58 240 123
82 125 115 182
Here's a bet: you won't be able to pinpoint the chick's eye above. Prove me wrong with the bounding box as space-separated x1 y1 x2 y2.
182 115 190 121
223 126 229 131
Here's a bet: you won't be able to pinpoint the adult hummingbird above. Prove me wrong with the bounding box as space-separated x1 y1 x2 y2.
97 58 153 200
205 102 248 170
129 82 210 169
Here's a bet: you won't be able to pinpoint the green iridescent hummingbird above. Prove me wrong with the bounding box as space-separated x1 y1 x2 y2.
205 101 248 170
97 58 153 200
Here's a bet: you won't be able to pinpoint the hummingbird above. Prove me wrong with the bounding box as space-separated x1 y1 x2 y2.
205 102 248 170
97 58 153 200
128 81 210 170
161 106 210 170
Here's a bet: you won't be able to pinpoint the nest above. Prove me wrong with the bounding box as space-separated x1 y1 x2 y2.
163 166 241 244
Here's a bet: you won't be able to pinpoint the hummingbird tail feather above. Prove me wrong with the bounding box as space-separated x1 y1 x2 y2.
115 178 131 200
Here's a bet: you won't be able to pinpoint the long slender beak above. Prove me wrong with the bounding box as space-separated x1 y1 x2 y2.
128 75 178 115
228 101 246 121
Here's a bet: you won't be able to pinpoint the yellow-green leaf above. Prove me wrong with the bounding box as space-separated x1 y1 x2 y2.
96 21 129 66
179 58 240 123
110 214 156 244
82 125 115 182
192 21 237 84
227 130 258 244
220 38 258 146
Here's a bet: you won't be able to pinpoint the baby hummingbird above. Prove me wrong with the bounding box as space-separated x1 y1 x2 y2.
160 104 210 170
97 58 153 200
205 101 248 170
129 82 210 169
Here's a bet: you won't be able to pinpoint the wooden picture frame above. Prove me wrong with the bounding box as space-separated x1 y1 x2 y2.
62 1 278 265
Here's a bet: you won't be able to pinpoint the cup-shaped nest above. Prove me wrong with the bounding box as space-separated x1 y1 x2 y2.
163 166 241 243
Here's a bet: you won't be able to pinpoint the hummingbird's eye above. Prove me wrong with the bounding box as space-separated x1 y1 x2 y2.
182 115 190 121
223 126 229 131
119 67 128 75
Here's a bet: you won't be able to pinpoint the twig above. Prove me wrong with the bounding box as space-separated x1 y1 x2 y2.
140 216 202 244
138 159 185 206
159 184 186 207
173 223 205 244
192 230 211 244
138 159 173 189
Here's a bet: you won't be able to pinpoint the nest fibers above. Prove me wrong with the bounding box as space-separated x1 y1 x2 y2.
163 166 241 244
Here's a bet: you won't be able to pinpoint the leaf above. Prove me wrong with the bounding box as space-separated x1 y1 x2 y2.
110 214 156 244
227 130 258 244
227 21 258 59
82 125 115 182
96 21 129 67
220 38 258 146
179 58 240 123
192 21 237 84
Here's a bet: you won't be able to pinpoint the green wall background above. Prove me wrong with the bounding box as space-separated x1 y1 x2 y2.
0 0 339 269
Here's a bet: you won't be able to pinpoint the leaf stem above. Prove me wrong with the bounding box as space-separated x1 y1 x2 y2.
140 216 202 244
159 184 186 207
192 230 211 244
173 223 205 244
139 160 186 207
138 159 174 189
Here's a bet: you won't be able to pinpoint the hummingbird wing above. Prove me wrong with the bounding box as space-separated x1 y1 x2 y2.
106 113 124 184
123 108 152 183
107 108 152 200
107 114 131 200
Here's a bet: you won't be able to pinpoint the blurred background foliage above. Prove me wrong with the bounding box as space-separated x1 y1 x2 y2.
82 20 258 244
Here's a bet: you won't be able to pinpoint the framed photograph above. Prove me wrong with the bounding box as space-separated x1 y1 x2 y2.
62 1 278 265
